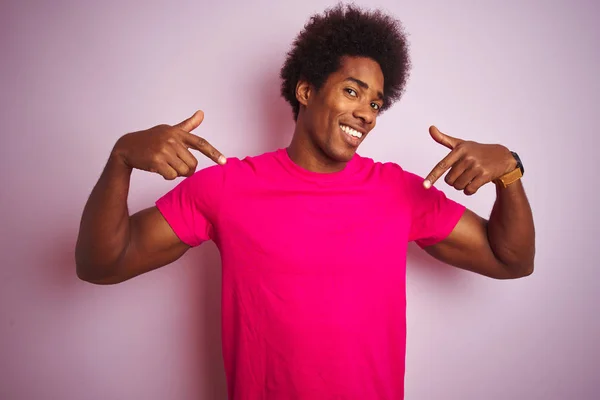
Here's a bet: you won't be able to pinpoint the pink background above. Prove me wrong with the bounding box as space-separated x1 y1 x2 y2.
1 0 598 399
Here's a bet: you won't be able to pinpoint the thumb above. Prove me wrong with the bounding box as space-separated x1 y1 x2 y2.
175 110 205 132
429 125 460 150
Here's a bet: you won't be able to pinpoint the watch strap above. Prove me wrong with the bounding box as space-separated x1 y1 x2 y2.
494 167 523 188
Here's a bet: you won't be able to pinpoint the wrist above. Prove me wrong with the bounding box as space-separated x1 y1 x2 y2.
110 136 133 171
494 151 524 188
109 145 133 175
504 151 518 175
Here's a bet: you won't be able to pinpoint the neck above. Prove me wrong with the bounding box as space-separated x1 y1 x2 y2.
287 123 347 173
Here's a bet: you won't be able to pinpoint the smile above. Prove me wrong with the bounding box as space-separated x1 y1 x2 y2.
340 124 363 139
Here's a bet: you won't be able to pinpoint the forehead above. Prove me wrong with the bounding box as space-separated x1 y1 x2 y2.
328 56 384 92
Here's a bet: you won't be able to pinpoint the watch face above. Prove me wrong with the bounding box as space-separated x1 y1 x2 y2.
511 151 524 174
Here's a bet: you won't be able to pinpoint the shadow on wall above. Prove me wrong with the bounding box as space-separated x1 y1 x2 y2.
51 219 227 399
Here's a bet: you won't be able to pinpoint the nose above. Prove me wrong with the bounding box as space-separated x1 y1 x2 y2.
353 102 375 126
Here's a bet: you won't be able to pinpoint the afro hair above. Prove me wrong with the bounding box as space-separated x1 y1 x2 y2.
280 3 411 120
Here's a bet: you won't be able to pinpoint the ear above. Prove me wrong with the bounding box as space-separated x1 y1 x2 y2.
295 79 312 107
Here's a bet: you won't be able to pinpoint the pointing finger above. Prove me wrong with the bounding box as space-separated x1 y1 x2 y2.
181 132 227 165
423 149 462 189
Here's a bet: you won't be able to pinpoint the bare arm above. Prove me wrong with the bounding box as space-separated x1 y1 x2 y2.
75 110 226 284
425 181 535 279
421 126 535 279
75 154 190 284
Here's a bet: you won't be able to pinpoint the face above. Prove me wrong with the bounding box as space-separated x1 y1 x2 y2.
296 56 385 167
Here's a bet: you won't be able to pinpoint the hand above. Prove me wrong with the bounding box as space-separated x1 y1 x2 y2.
112 110 226 180
423 126 517 195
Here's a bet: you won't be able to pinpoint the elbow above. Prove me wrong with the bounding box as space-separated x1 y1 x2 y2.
514 251 536 278
75 240 130 284
76 263 106 284
516 263 534 278
496 246 536 279
75 249 96 283
75 254 122 285
76 266 123 285
76 263 99 283
503 260 534 279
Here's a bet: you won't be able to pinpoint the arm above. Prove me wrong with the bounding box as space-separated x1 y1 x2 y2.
75 110 226 284
75 154 190 284
421 126 535 279
425 180 535 279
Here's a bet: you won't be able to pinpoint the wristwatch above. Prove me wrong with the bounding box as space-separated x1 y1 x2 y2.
494 151 524 188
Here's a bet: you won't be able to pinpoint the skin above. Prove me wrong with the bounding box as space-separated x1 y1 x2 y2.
423 127 535 278
75 55 535 284
287 56 534 279
287 56 384 173
75 111 225 284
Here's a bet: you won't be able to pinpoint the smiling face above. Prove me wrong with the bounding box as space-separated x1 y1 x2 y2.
291 56 385 172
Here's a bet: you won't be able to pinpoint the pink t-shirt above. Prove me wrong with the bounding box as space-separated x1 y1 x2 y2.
156 148 465 400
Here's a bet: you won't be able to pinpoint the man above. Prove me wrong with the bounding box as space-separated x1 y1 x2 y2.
75 4 535 399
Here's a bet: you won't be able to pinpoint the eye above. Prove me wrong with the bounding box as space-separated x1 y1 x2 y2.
345 88 357 97
371 102 381 111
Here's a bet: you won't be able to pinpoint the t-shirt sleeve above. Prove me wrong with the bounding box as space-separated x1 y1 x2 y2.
155 165 224 247
403 170 466 248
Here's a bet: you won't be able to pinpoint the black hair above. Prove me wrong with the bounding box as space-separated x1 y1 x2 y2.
280 3 411 120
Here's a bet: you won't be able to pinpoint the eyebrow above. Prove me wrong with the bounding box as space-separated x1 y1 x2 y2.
345 77 384 101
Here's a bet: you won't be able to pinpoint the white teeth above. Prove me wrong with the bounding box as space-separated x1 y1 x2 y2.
340 125 362 138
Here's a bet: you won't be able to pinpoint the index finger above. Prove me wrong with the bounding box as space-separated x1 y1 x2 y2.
181 131 227 165
423 150 462 189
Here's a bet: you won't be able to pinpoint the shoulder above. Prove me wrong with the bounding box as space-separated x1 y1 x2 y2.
353 154 456 207
224 149 280 171
354 153 423 185
218 149 281 181
183 149 280 189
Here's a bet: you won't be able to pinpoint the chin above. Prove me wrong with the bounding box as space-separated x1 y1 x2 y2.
326 144 357 163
